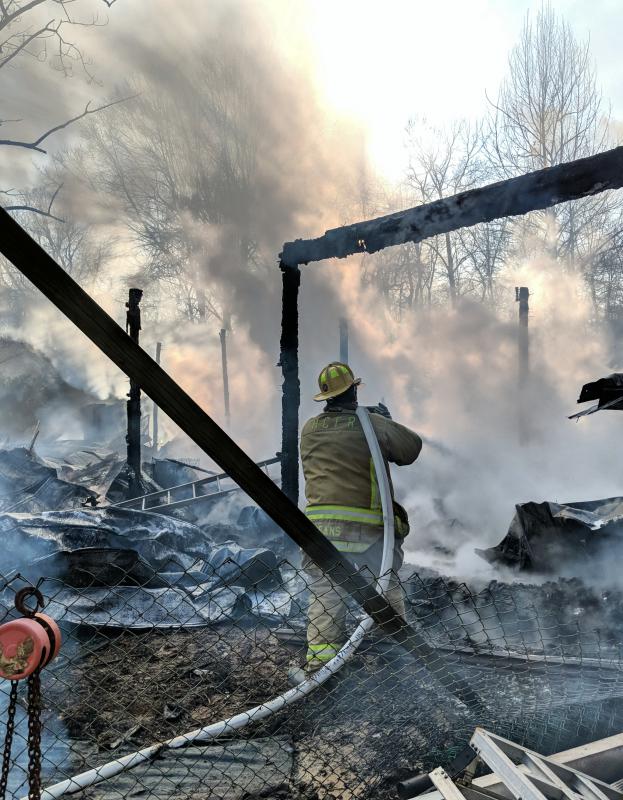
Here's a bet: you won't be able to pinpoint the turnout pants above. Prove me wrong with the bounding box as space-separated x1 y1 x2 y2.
302 524 406 670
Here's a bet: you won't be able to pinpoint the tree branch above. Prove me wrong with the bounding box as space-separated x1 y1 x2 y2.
0 0 48 33
3 204 65 222
1 181 65 222
0 95 136 153
0 20 56 70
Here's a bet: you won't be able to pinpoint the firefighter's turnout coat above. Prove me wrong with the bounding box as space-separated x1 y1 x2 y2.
300 402 422 669
300 403 422 552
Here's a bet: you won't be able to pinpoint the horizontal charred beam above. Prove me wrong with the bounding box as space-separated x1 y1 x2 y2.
281 146 623 266
0 206 479 709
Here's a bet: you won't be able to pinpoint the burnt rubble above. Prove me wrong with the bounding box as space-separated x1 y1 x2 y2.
478 496 623 572
0 441 295 630
570 373 623 419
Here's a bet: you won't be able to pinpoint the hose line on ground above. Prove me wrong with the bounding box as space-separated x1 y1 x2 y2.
35 407 396 800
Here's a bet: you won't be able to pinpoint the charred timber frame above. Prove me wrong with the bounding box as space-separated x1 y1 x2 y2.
0 206 480 709
281 146 623 266
278 145 623 503
125 288 143 497
279 263 300 503
219 326 231 430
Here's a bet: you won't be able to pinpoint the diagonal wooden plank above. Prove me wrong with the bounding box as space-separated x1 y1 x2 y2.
0 206 480 709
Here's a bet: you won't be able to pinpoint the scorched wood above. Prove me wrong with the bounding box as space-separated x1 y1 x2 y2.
281 146 623 266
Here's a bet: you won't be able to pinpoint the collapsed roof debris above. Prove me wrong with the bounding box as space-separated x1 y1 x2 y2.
478 496 623 571
570 373 623 419
0 506 296 629
0 447 98 512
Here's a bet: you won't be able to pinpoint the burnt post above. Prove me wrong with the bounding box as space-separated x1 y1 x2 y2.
219 321 231 430
516 286 530 444
126 288 143 496
339 317 349 363
152 341 162 454
279 262 300 504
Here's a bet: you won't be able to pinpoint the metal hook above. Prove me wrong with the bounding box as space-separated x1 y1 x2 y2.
14 587 45 618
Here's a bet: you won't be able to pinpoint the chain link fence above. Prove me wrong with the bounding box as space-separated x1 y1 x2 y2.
1 553 623 800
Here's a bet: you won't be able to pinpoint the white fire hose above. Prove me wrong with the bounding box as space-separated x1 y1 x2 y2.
35 407 397 799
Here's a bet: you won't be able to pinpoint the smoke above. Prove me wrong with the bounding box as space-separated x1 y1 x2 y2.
3 0 623 585
308 249 622 580
0 0 362 447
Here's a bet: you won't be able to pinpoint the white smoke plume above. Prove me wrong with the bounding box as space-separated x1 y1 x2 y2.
310 250 621 579
2 0 622 585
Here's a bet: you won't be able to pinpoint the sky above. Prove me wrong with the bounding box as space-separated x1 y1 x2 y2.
302 0 623 179
4 0 623 188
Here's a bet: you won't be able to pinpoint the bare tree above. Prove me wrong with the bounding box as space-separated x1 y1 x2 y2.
405 119 509 306
354 178 439 316
457 219 512 304
486 2 615 266
0 0 121 218
73 45 282 324
0 182 112 313
362 240 439 316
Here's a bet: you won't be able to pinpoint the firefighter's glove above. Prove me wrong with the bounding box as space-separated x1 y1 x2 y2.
367 403 392 419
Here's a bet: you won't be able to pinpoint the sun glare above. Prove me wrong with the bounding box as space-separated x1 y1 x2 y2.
306 0 520 180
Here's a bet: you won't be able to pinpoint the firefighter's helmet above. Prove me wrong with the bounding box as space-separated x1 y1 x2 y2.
313 362 361 402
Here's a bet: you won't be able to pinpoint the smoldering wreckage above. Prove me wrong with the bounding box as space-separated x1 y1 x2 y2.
2 152 623 800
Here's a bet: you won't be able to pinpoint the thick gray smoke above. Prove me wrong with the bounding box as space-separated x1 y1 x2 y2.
2 0 622 584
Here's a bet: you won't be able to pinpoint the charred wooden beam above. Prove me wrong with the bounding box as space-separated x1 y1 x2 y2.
279 262 300 504
0 206 480 708
281 146 623 266
152 341 162 453
125 287 143 497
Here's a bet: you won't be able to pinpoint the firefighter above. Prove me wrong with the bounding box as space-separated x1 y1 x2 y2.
294 361 422 679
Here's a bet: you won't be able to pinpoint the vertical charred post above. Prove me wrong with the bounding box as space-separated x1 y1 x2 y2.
339 317 349 364
279 262 300 504
152 341 162 454
126 288 143 497
516 286 530 444
220 322 231 430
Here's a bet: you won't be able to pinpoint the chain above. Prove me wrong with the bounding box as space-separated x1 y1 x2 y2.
0 681 18 800
0 585 49 800
26 672 42 800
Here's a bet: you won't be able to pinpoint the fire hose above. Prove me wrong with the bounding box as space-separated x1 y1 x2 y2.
35 406 398 799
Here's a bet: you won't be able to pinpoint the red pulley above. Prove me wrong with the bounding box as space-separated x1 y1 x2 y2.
0 587 61 681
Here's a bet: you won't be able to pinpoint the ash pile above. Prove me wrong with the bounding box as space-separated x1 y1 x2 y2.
0 444 291 629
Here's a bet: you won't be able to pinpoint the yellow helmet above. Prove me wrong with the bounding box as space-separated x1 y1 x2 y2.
313 362 361 402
